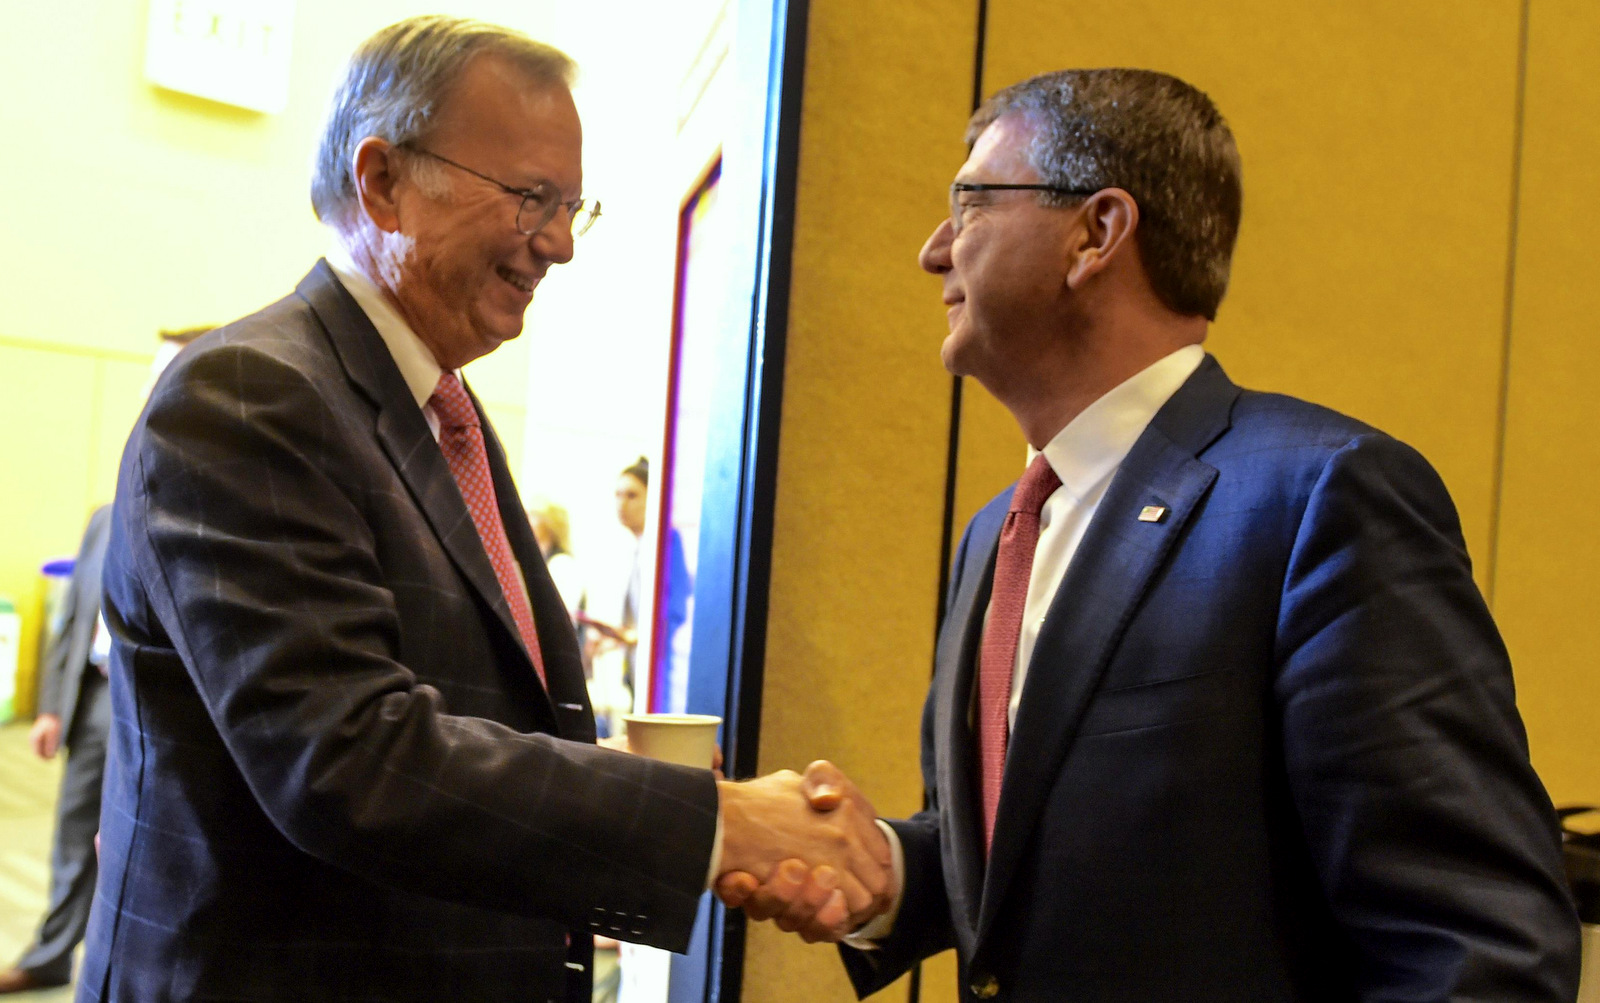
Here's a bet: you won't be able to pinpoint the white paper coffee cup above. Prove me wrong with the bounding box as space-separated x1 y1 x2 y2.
621 713 723 768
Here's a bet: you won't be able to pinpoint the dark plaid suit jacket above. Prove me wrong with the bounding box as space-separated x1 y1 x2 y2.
843 357 1580 1002
83 262 718 1002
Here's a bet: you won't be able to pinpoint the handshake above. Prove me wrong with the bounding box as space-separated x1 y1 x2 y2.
713 761 895 943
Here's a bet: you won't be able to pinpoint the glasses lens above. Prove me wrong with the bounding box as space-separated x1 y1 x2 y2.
949 185 965 234
516 187 558 235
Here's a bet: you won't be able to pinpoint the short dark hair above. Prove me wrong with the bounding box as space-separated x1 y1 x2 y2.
158 326 212 346
968 68 1242 320
622 456 649 487
310 15 575 228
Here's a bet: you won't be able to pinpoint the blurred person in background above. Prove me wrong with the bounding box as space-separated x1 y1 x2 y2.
0 326 206 995
581 458 649 736
613 455 650 690
526 497 583 621
615 458 691 713
584 457 692 722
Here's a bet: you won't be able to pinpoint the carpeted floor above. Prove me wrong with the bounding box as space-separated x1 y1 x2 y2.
0 722 74 1000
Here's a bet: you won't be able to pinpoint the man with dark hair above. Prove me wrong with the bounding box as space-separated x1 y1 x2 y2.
722 68 1580 1001
87 16 888 1002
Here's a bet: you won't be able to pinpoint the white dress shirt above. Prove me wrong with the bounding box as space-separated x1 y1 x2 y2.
324 247 447 438
89 613 112 672
852 343 1206 943
1000 343 1205 729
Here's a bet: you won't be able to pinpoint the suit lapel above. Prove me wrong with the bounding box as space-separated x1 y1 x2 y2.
974 356 1238 942
294 262 550 712
478 393 593 737
935 501 1008 935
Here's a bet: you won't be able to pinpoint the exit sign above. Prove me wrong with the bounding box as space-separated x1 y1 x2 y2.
144 0 296 113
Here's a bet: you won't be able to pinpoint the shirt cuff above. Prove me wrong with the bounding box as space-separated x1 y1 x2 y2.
704 807 724 890
842 819 905 948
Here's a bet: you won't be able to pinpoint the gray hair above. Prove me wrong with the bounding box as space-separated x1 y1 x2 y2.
310 15 576 228
968 69 1242 320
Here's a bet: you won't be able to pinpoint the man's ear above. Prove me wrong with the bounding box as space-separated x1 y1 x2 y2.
352 137 403 234
1066 187 1139 289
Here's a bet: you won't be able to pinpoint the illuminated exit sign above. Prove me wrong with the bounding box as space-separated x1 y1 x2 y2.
144 0 296 113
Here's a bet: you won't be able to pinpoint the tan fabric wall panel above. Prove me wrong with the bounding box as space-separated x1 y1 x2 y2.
951 384 1028 547
745 0 977 999
1494 0 1600 806
960 2 1524 587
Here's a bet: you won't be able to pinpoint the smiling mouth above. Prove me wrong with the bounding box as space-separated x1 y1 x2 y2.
497 266 537 295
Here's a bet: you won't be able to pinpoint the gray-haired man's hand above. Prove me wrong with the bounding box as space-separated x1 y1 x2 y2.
715 761 895 943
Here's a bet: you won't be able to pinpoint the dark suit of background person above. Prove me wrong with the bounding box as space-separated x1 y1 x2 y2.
820 70 1582 1002
0 506 111 993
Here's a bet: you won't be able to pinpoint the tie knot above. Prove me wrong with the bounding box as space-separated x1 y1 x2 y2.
1010 454 1061 515
429 373 478 430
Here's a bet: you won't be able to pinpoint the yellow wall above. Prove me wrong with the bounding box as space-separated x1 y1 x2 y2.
964 0 1598 808
755 1 1599 1001
745 0 975 998
1495 0 1600 808
973 0 1524 590
0 0 550 707
0 338 149 715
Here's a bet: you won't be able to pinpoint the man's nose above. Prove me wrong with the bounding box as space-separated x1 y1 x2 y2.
531 223 575 265
919 218 953 274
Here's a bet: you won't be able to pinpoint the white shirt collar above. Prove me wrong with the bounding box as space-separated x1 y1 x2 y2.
1036 344 1207 500
323 243 446 411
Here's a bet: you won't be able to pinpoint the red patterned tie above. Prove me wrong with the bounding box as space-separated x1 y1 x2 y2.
429 373 546 685
977 453 1061 855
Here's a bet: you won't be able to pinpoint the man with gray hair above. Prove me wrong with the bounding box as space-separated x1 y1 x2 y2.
721 68 1580 1001
85 16 888 1002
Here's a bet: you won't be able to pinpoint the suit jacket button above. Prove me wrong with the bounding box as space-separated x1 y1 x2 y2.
970 974 999 998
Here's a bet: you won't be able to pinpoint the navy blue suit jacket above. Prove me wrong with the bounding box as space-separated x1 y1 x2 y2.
844 357 1579 1002
85 263 719 1002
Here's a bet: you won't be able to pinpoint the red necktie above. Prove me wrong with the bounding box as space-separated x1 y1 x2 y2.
429 373 546 685
977 453 1061 855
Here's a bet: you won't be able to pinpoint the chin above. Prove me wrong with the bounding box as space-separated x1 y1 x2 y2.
940 333 973 377
477 312 526 348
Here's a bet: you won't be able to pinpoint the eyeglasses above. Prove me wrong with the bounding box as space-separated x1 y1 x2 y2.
948 183 1099 235
403 145 601 237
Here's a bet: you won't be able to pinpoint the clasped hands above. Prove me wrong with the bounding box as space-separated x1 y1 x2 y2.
714 761 894 943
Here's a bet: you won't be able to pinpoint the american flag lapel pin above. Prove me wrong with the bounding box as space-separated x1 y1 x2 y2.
1137 505 1168 523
